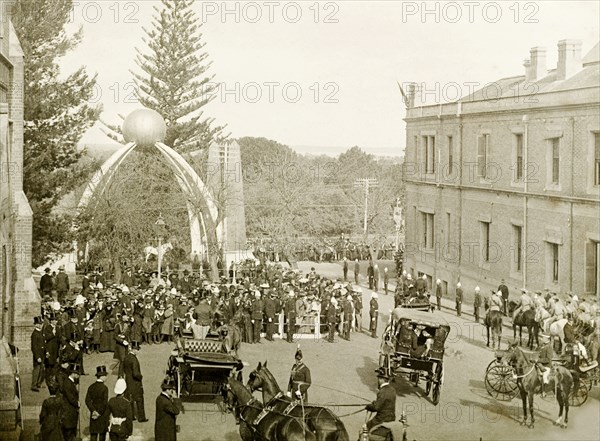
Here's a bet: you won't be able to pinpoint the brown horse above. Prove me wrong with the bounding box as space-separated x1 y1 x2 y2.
247 362 349 441
508 301 541 349
483 299 503 350
224 376 316 441
501 343 573 428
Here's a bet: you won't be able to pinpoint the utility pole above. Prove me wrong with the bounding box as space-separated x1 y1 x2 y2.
354 178 379 236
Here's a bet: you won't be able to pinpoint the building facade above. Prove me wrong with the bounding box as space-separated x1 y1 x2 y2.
1 0 39 435
403 40 600 305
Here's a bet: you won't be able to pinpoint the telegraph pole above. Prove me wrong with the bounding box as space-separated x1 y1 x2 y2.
354 178 379 236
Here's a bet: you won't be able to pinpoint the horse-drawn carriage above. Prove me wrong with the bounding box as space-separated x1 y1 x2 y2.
166 333 243 403
379 308 450 405
394 290 434 312
484 348 597 407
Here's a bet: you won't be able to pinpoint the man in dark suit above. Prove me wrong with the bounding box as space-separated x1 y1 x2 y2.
31 316 45 391
55 266 70 303
40 267 54 297
61 363 81 441
155 379 181 441
498 279 509 316
85 365 109 441
284 290 297 343
123 341 147 422
43 313 61 383
366 369 396 431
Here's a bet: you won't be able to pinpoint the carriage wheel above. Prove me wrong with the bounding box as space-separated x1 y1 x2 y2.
485 362 518 401
425 380 432 396
432 382 441 405
176 369 182 399
569 380 588 407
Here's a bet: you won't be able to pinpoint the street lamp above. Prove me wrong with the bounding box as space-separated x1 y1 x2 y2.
155 213 166 282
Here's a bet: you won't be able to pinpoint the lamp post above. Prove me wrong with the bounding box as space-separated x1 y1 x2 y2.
155 213 166 283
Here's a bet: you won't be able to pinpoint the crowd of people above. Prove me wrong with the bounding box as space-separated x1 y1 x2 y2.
33 259 385 440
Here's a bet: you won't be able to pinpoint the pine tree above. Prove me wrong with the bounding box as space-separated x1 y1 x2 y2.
132 0 227 152
11 0 101 266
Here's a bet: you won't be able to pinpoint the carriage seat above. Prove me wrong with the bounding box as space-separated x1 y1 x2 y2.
183 338 223 353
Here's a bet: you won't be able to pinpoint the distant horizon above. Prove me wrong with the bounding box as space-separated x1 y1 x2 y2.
79 128 405 158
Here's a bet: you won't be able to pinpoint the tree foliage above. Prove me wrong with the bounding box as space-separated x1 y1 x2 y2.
239 137 403 243
11 0 101 266
128 0 227 152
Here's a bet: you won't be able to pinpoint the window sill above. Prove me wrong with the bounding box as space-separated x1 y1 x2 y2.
544 184 562 193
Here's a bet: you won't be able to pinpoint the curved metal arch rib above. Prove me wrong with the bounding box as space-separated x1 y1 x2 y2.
77 142 220 257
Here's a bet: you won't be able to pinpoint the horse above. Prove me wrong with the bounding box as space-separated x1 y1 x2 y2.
483 298 503 350
144 242 173 262
508 300 541 350
247 362 349 441
223 377 316 441
501 342 573 428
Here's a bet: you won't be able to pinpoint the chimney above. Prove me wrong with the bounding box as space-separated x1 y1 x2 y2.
557 39 582 80
523 58 532 82
529 47 547 81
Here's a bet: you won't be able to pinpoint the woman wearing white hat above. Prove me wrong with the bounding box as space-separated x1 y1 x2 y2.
108 378 133 440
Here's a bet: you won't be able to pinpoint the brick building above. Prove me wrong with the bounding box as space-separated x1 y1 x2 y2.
1 0 39 436
403 40 600 306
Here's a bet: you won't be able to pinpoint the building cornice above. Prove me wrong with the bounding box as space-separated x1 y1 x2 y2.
403 179 600 206
404 93 599 122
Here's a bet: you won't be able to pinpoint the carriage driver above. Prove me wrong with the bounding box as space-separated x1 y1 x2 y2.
288 347 311 401
365 368 396 431
512 288 534 322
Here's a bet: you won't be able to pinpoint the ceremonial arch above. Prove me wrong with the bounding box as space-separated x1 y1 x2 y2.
77 109 243 279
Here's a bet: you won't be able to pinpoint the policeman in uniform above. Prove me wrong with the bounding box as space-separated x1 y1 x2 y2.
288 347 311 401
263 290 277 341
251 291 264 343
108 378 133 441
366 368 396 431
455 282 463 317
343 294 354 340
435 279 442 311
369 293 379 338
284 290 297 343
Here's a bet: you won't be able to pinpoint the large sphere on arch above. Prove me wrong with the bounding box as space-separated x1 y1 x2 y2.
122 109 167 146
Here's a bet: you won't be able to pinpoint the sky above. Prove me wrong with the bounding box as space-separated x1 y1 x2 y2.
60 1 600 157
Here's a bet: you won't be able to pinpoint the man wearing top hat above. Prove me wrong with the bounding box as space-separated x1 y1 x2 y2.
123 341 147 422
40 267 54 297
498 278 509 316
56 265 70 303
31 316 46 391
61 362 81 441
155 378 181 441
43 312 61 382
288 347 311 401
108 378 133 441
86 366 110 441
365 369 396 431
113 313 131 377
